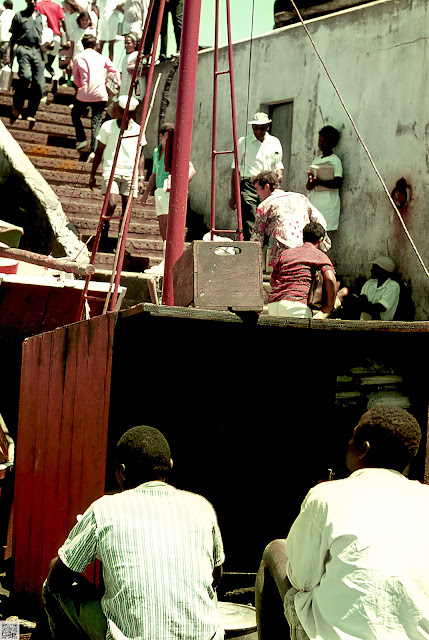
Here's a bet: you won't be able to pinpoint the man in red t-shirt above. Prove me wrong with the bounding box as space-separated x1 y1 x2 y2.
268 222 337 318
35 0 66 88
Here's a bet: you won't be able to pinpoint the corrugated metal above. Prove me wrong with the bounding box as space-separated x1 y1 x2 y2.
13 313 115 599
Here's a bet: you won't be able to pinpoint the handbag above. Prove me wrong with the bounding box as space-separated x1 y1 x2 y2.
308 268 325 310
105 72 119 98
0 65 12 91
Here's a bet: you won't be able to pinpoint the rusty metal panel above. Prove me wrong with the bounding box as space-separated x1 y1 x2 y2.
173 241 263 311
13 313 115 601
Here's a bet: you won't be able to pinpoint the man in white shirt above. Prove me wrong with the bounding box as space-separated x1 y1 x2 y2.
89 94 145 248
255 405 429 640
358 256 400 321
43 426 225 640
229 112 283 240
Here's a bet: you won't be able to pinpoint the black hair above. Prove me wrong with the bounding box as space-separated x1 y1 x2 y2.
302 222 326 243
76 10 92 27
160 122 175 135
81 34 97 49
3 0 13 9
319 125 340 149
355 405 421 472
252 170 279 191
116 426 171 485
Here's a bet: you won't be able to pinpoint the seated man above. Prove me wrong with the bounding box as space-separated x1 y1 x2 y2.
251 170 329 267
43 425 225 640
358 255 400 320
267 222 337 318
255 405 429 640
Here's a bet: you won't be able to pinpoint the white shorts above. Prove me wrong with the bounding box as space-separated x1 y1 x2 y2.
101 174 137 197
51 33 61 56
154 187 170 217
267 299 312 319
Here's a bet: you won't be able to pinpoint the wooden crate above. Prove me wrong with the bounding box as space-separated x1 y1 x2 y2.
173 240 263 311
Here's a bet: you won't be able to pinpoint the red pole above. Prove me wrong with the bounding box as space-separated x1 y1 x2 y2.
161 0 202 306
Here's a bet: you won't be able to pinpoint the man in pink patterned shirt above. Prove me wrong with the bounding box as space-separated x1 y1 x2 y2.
72 34 120 153
250 170 328 266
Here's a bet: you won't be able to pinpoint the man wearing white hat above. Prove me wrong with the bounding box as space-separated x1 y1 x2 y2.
89 95 146 235
358 256 400 320
229 112 284 240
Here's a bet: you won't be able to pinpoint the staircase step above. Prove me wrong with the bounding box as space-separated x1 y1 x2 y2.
0 85 164 269
6 126 76 148
2 116 80 138
18 142 82 160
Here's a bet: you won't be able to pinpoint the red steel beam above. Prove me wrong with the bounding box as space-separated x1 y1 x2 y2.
161 0 202 306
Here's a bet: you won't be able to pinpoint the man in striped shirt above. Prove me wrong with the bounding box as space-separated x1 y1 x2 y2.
43 426 225 640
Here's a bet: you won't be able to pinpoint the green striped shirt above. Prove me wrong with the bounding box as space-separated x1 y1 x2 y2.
59 481 225 640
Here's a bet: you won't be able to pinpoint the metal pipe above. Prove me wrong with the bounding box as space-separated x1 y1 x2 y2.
210 0 220 239
0 246 95 277
162 0 202 306
226 0 243 240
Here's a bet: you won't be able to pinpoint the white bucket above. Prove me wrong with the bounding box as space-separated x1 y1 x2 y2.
218 602 257 640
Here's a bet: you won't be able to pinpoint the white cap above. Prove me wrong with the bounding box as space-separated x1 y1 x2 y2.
118 95 139 111
372 256 395 272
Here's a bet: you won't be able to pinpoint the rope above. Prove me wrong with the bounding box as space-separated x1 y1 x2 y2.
289 0 429 280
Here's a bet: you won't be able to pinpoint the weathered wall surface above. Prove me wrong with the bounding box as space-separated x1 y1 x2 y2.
156 0 429 319
0 121 89 260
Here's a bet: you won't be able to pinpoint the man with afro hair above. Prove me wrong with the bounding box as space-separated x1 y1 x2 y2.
256 405 429 640
44 426 225 640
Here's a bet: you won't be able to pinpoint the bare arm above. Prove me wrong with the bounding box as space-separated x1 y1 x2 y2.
229 169 237 210
89 141 105 190
212 564 223 590
320 269 337 314
46 556 81 593
141 172 156 204
308 175 343 191
188 164 196 183
137 153 145 194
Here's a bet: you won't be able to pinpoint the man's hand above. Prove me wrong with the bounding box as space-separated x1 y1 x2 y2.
89 176 96 190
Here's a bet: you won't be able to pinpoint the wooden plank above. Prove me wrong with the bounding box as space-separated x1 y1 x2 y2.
27 333 53 597
57 324 79 545
66 322 86 533
14 335 46 592
81 315 114 507
39 327 67 589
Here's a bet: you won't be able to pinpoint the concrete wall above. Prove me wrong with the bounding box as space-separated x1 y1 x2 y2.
155 0 429 319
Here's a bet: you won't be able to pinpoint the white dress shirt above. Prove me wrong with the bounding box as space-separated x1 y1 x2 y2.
231 132 284 178
285 468 429 640
360 277 400 321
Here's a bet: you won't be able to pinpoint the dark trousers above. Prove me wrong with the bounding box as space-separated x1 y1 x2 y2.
43 575 107 640
14 45 45 117
240 178 261 240
160 0 183 57
143 0 160 56
71 99 106 152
